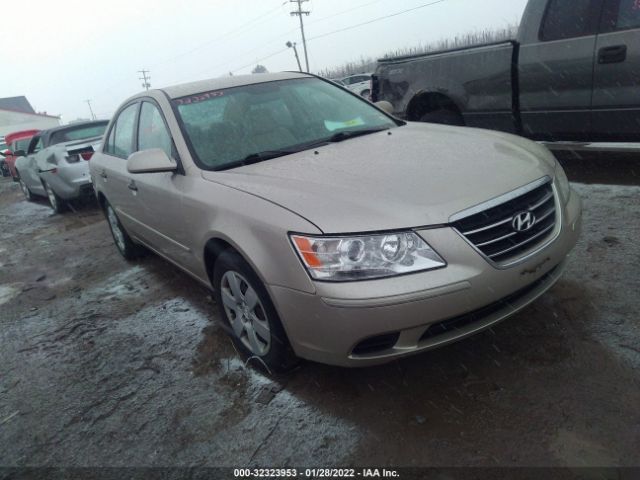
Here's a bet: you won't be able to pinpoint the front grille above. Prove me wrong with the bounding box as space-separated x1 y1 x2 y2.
452 179 557 264
419 264 559 342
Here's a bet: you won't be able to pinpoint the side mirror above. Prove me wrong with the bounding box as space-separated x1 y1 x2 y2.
375 101 394 115
13 150 25 157
127 148 177 174
1 149 11 157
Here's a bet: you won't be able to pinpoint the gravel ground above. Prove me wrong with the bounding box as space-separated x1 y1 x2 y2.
0 175 639 468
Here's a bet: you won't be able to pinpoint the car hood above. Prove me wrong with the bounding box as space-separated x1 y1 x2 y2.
201 123 556 233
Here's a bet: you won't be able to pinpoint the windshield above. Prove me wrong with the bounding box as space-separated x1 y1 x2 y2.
173 77 398 170
49 122 108 145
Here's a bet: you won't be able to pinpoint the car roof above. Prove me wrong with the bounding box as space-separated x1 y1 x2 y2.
157 71 313 100
5 129 40 144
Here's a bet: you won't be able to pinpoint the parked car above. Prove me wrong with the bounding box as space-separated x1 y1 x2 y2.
91 72 581 371
0 138 9 177
341 73 372 98
2 129 40 181
15 120 108 212
372 0 640 144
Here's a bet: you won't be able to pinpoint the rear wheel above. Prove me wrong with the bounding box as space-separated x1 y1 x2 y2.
213 250 297 373
19 178 34 201
419 109 464 126
105 203 146 260
44 182 67 214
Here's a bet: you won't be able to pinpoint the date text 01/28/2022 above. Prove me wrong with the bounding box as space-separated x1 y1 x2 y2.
233 468 400 477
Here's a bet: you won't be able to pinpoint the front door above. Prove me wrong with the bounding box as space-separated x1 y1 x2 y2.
518 0 603 141
125 100 189 264
592 0 640 141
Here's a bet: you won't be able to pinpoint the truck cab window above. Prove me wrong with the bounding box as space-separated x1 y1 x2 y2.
540 0 594 41
602 0 640 30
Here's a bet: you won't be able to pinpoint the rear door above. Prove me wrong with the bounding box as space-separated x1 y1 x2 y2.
518 0 603 140
592 0 640 141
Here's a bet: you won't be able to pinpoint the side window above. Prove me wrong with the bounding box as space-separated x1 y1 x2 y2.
104 123 117 155
540 0 595 41
137 102 173 158
602 0 640 31
112 103 138 158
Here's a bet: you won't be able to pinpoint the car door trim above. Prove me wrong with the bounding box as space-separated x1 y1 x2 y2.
117 208 191 252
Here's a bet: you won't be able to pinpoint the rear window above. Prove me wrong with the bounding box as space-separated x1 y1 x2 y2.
540 0 595 41
49 122 108 145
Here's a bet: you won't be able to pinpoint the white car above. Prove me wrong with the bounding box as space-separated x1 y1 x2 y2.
340 74 372 98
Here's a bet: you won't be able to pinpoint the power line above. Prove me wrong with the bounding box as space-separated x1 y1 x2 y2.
308 0 446 42
138 69 151 90
150 1 288 71
290 0 311 72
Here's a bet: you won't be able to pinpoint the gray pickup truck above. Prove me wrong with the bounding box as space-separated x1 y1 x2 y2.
372 0 640 144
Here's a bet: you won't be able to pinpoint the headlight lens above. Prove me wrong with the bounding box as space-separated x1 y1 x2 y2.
555 161 571 205
291 232 446 281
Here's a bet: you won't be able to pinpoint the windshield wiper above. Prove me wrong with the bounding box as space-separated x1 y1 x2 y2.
217 149 299 171
326 127 390 143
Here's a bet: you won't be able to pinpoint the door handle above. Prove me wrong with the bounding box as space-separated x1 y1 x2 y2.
598 45 627 64
127 180 138 192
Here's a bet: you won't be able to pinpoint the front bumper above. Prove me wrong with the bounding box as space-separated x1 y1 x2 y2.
269 188 582 367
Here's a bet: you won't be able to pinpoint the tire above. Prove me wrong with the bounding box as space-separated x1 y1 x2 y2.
419 109 464 126
43 182 67 214
19 178 34 201
213 250 298 373
105 202 146 260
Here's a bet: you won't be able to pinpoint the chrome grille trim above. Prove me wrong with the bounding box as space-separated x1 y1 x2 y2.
450 177 560 266
487 223 555 259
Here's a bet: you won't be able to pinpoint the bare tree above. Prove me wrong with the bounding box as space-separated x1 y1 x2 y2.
252 64 269 74
318 24 519 79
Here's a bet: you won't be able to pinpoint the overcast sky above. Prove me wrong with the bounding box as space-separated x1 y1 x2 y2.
1 0 527 122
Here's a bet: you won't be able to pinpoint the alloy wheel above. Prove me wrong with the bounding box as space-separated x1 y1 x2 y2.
220 270 271 356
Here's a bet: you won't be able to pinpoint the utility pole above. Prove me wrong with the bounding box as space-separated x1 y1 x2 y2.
85 99 96 120
286 41 302 71
138 69 151 90
289 0 310 72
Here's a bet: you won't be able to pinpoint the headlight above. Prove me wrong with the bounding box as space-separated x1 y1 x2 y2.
291 232 446 281
555 161 571 205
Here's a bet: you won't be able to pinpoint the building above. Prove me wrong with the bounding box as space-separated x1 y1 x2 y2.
0 96 61 137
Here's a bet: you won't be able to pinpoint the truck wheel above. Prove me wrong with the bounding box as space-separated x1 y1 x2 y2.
44 182 67 214
213 250 298 373
419 109 464 126
19 178 34 201
105 203 146 260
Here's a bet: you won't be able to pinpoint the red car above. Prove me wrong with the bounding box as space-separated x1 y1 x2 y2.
3 129 40 180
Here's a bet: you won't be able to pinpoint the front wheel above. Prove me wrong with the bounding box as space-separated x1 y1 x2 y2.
213 250 297 373
44 182 67 214
105 203 146 260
